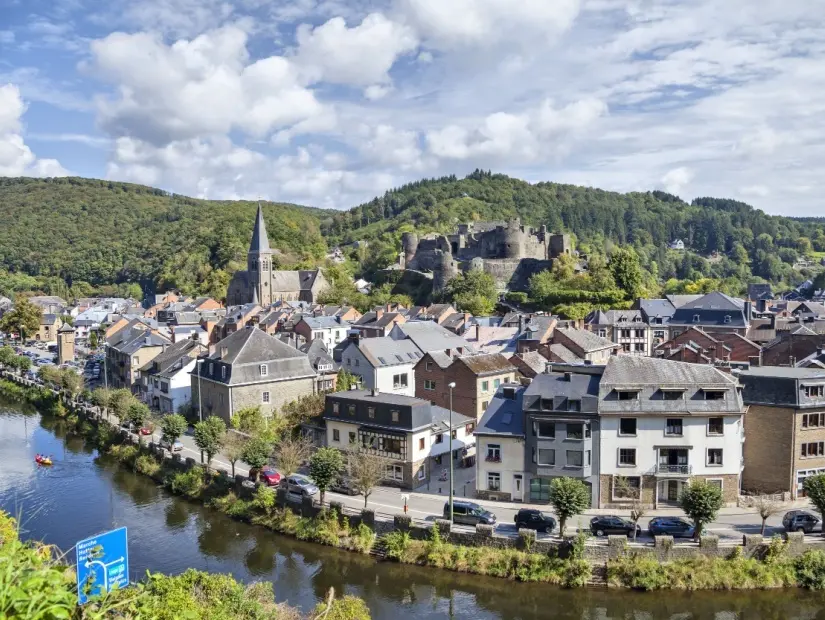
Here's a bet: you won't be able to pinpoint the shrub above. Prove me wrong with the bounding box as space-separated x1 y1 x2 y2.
109 443 139 466
210 493 253 520
271 509 301 536
135 454 162 478
383 531 411 561
169 468 205 498
347 523 375 555
795 550 825 590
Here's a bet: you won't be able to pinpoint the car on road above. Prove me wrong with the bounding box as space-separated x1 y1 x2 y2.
648 517 695 538
160 439 184 452
444 500 497 526
329 476 359 496
783 510 820 533
281 474 319 497
250 467 282 486
514 509 556 533
590 515 641 537
139 425 154 436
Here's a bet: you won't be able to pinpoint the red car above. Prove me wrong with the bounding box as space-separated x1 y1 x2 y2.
139 426 154 436
250 467 281 486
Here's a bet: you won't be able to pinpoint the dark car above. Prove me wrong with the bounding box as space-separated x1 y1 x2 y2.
444 500 496 526
329 476 359 496
783 510 819 533
648 517 695 538
515 509 556 533
250 467 282 487
590 516 641 537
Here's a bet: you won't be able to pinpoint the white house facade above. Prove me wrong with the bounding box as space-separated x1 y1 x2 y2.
340 336 421 397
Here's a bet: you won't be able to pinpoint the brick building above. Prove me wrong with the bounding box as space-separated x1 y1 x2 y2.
655 326 761 366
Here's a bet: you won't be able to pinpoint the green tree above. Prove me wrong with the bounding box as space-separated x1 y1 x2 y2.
0 296 42 342
230 406 268 437
110 389 135 423
223 433 246 478
127 401 151 443
241 436 273 479
608 248 644 299
309 447 345 505
160 413 188 449
348 449 386 508
443 268 498 315
89 331 99 349
274 435 312 478
803 474 825 537
679 479 724 540
60 370 83 402
15 355 31 374
548 477 590 536
0 346 14 369
194 416 226 469
335 369 360 392
91 387 113 418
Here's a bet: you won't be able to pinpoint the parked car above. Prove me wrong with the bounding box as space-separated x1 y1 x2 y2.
783 510 819 533
139 425 154 436
281 474 319 497
648 517 695 538
514 509 556 533
161 439 184 452
443 500 497 526
250 467 282 487
590 516 641 537
329 476 359 496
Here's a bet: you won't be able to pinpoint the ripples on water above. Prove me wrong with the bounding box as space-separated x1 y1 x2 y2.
3 407 825 619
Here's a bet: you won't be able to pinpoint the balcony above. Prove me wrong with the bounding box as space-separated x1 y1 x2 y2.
654 464 692 476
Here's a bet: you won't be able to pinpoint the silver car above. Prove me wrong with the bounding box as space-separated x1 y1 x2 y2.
282 474 319 497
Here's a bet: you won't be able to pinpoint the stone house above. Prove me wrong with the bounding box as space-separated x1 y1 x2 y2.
140 337 205 413
36 314 62 342
339 335 422 397
191 326 316 424
414 352 517 420
739 367 825 498
323 390 475 489
106 319 172 393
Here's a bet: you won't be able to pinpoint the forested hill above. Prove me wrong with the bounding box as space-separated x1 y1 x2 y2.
322 170 825 289
0 177 328 299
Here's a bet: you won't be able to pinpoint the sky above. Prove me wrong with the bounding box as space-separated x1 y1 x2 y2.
1 0 823 215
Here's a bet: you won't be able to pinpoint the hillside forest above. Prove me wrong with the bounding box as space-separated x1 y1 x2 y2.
1 172 824 317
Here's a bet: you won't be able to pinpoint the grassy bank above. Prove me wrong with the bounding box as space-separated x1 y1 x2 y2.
0 510 370 619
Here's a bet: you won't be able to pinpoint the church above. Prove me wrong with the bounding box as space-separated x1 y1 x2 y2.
226 204 328 307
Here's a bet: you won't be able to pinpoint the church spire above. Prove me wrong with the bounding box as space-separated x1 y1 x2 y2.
249 202 270 253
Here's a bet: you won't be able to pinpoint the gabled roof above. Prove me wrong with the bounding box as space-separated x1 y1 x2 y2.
524 370 602 400
475 387 525 437
510 351 549 375
665 294 704 308
140 338 203 376
391 321 475 354
546 343 583 363
456 353 516 376
208 325 307 365
40 314 59 325
353 337 422 368
300 315 350 330
249 203 270 253
601 355 736 386
303 338 336 372
639 299 677 323
555 327 619 353
270 270 323 293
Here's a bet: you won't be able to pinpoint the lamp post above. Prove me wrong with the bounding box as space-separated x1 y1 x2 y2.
448 381 456 522
196 358 204 423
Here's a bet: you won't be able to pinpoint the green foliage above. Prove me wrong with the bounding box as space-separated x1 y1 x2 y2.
335 369 360 392
609 247 645 298
160 413 188 445
0 295 41 340
135 454 163 478
794 550 825 590
194 415 227 467
803 474 825 520
110 388 135 421
548 477 590 536
169 467 206 498
679 479 724 538
242 435 273 473
442 268 498 315
230 406 269 438
309 447 345 503
383 530 411 560
312 595 372 620
89 330 99 349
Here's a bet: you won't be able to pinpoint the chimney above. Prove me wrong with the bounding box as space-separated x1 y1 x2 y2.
745 301 752 323
518 315 525 333
371 388 380 397
220 346 228 359
375 309 384 319
475 323 481 341
563 371 572 381
769 314 777 329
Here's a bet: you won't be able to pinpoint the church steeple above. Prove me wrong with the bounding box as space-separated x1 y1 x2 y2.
249 202 270 253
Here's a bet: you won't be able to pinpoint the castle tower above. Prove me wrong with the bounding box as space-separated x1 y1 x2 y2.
248 203 274 306
401 232 418 269
57 323 74 365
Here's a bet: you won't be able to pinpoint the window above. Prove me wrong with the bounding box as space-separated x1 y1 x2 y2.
221 366 227 380
804 413 825 428
333 429 340 442
693 314 700 323
486 444 501 462
634 329 645 338
487 472 501 491
348 432 356 444
503 388 516 400
613 476 640 500
465 423 475 434
451 429 457 440
347 358 351 366
619 418 637 436
618 448 636 466
586 450 591 466
708 417 724 435
426 362 433 371
566 450 583 467
393 373 408 389
259 364 268 377
536 421 555 438
132 356 140 366
654 330 666 339
707 448 723 466
541 398 553 410
332 402 339 415
435 433 444 444
418 437 425 450
567 423 583 440
620 329 631 338
617 390 639 401
355 359 360 366
385 464 403 481
805 385 825 398
530 478 551 502
481 401 489 410
598 329 607 337
707 479 723 491
391 410 400 423
666 418 683 436
537 449 555 466
662 390 684 401
493 378 501 389
347 404 356 416
262 391 270 404
634 343 645 352
482 380 489 392
567 399 581 412
209 363 214 375
425 379 436 390
802 442 825 458
704 390 726 400
367 407 375 419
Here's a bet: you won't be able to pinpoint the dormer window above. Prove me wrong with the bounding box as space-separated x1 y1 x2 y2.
723 315 731 324
703 389 727 400
693 314 700 323
221 366 227 380
661 388 686 401
617 390 640 401
804 385 825 398
259 364 268 377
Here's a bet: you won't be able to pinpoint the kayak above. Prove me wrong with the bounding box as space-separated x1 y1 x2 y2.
35 456 53 466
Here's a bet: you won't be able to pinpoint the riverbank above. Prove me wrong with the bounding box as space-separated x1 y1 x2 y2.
7 375 825 591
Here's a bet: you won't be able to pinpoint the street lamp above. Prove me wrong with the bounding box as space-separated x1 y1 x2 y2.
196 358 204 423
448 381 456 522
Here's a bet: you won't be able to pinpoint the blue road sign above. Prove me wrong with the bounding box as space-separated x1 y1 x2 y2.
75 526 129 605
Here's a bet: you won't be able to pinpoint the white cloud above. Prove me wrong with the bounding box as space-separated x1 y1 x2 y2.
661 167 694 195
357 123 425 169
0 84 68 177
88 27 326 146
294 13 418 86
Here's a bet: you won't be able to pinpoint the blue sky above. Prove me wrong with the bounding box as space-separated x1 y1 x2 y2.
1 0 823 215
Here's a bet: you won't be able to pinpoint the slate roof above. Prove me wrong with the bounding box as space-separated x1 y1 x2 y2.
456 353 516 376
639 299 677 324
391 321 475 354
107 319 171 355
303 338 337 372
520 315 556 341
511 351 550 374
748 284 774 301
601 355 736 386
140 338 202 377
555 327 619 353
588 309 645 326
797 302 825 317
670 292 748 327
355 337 422 368
666 294 705 308
301 315 350 330
475 387 525 437
547 343 583 363
326 390 473 431
739 367 825 380
465 326 519 354
40 314 59 325
524 370 602 400
249 203 270 252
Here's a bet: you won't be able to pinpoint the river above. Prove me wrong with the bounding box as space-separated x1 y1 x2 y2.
2 404 825 619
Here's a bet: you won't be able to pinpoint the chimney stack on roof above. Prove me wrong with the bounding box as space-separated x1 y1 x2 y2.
220 346 228 359
563 371 572 381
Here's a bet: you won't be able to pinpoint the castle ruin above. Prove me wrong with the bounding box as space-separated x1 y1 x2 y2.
400 219 571 294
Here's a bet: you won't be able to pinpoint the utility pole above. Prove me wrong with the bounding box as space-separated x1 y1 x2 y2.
448 381 456 522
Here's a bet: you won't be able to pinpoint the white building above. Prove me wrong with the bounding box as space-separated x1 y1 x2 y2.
140 338 205 413
339 335 422 397
295 316 351 351
598 356 745 507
